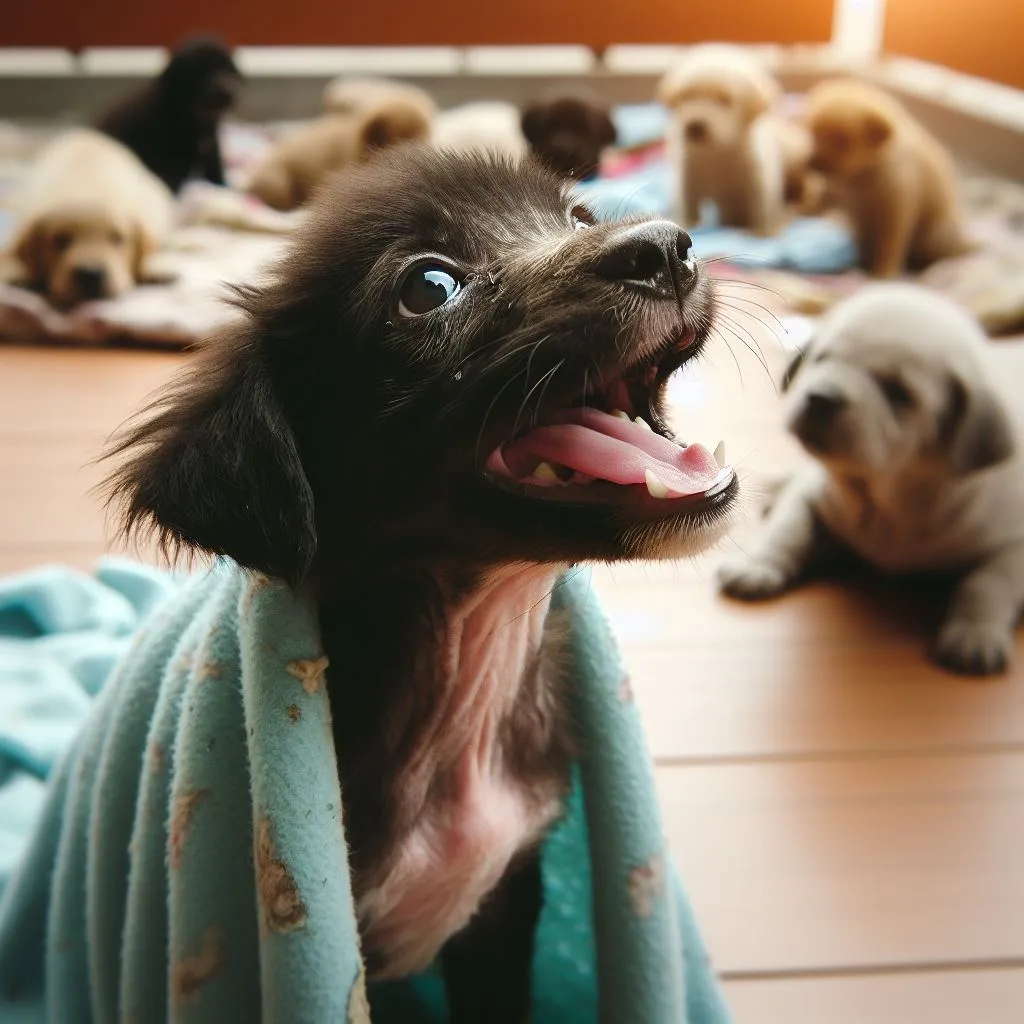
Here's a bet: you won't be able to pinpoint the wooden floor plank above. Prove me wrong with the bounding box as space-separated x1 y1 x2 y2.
657 754 1024 975
723 968 1024 1024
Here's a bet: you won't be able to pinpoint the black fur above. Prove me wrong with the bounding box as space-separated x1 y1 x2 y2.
521 90 617 181
96 36 241 194
104 148 728 1016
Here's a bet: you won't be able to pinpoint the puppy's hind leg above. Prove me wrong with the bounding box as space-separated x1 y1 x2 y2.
934 541 1024 676
441 854 541 1024
718 474 833 600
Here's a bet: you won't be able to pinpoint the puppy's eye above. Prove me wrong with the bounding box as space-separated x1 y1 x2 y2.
109 230 125 247
877 375 913 409
571 205 595 231
398 263 463 317
52 232 72 253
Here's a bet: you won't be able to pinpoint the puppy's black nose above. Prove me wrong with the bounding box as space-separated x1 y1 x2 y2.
803 391 846 420
72 264 107 298
595 221 694 300
685 119 708 142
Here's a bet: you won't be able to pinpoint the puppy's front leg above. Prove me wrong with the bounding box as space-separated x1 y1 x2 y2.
718 474 829 600
442 854 541 1024
935 541 1024 675
867 195 914 279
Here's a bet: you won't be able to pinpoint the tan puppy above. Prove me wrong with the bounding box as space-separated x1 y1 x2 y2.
322 75 437 120
718 284 1022 675
248 97 434 211
805 79 971 278
5 129 174 309
659 45 805 235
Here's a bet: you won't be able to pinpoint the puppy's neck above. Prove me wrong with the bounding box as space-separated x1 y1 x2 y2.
316 558 567 826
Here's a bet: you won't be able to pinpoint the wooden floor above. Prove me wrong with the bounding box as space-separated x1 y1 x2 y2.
2 318 1023 1022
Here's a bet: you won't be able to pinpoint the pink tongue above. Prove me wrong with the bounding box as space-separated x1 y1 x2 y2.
493 407 721 496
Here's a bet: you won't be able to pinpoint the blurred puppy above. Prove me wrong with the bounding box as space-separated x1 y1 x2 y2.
323 75 438 121
5 129 175 309
433 102 528 159
248 97 434 211
96 36 241 194
520 91 616 180
805 79 971 278
718 284 1022 675
659 45 801 234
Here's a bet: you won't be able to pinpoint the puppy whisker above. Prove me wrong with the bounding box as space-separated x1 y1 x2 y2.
713 315 776 389
718 294 788 334
475 367 529 468
513 361 563 439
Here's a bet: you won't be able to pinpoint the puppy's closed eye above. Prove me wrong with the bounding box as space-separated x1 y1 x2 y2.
875 374 914 410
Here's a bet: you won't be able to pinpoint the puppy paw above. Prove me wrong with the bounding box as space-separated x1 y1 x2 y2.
933 620 1012 676
717 556 792 600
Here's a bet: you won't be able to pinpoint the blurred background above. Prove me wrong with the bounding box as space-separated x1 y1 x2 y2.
0 2 1022 1022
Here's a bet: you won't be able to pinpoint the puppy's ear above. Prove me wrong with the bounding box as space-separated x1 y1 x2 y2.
863 112 892 148
104 321 316 584
11 220 48 286
741 79 775 124
942 376 1015 474
359 106 430 151
131 220 158 282
520 103 549 146
780 347 807 392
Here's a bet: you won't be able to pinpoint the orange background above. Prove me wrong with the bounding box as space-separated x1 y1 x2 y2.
1 0 833 50
883 0 1024 89
3 1 1023 91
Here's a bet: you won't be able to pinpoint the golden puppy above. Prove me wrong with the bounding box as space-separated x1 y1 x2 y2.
659 45 804 235
249 97 435 212
805 79 972 278
6 129 174 309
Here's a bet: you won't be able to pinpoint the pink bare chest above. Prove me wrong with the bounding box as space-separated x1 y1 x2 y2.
356 569 564 980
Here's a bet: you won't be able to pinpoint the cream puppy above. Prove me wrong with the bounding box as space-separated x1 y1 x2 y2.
718 284 1022 675
5 129 174 308
432 101 528 158
659 45 802 235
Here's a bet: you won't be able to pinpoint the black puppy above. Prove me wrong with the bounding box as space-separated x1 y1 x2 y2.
521 90 617 180
106 148 735 1019
96 36 241 194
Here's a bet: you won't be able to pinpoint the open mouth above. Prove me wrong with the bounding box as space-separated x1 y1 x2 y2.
485 328 735 516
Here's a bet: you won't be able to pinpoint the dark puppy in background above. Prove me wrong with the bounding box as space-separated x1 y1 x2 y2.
96 36 241 194
521 90 617 180
106 149 734 1018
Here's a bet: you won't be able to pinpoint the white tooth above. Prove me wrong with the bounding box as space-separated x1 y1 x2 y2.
713 440 726 468
644 469 671 499
533 461 559 483
634 416 653 431
611 409 631 421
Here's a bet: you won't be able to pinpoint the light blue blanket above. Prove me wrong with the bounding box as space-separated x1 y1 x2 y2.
0 559 732 1023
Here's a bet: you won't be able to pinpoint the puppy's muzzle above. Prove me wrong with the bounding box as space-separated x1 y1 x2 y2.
72 264 108 300
685 119 709 143
791 389 846 450
594 221 695 302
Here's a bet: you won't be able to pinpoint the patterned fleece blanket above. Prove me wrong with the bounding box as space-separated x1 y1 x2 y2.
0 558 732 1024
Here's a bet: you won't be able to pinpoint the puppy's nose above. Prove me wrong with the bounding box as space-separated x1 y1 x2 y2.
685 119 708 142
72 264 107 298
803 391 846 420
594 221 694 300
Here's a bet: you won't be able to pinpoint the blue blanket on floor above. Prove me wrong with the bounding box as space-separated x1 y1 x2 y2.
0 559 732 1023
575 102 857 274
